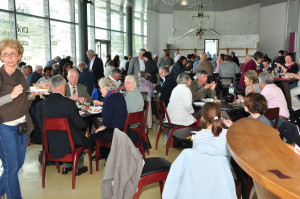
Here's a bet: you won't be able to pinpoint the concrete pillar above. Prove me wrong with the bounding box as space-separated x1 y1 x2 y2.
296 0 300 56
126 1 133 56
78 0 88 63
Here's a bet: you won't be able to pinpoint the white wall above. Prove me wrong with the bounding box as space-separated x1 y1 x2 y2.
147 10 159 55
259 2 287 58
147 12 173 57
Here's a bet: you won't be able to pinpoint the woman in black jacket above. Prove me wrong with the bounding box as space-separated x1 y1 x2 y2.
171 56 189 79
142 52 158 84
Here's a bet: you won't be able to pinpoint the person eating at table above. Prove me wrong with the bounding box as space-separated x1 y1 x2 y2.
276 52 299 74
163 102 236 199
36 74 90 176
65 68 93 104
189 70 217 102
224 93 272 127
285 72 300 111
167 72 196 126
258 72 289 127
123 75 144 113
243 70 261 96
89 77 128 143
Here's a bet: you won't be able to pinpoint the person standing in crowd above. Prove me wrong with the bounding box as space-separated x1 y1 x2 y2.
230 51 239 66
78 62 95 96
86 49 104 88
127 48 146 76
0 38 40 199
239 51 264 89
46 56 61 68
58 55 73 73
142 51 158 84
157 49 174 68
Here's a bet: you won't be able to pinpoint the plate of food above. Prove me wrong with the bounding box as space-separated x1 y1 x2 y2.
29 84 50 92
193 102 205 106
202 98 214 103
88 106 102 113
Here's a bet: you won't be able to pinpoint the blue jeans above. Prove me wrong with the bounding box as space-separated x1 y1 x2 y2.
0 124 27 199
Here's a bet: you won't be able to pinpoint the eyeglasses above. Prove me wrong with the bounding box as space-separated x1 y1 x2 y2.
1 52 19 58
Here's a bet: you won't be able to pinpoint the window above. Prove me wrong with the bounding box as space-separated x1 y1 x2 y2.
111 31 123 58
0 12 14 40
49 0 74 22
50 21 75 61
95 0 107 28
0 0 10 10
15 0 47 17
17 14 49 65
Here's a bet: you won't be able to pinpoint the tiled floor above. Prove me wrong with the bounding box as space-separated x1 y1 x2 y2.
19 122 183 199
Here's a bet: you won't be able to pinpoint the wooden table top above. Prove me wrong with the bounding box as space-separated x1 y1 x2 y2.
227 118 300 198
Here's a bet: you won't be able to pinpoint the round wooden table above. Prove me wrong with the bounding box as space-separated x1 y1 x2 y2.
227 118 300 198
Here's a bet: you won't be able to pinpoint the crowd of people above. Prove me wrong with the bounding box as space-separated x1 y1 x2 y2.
1 36 300 198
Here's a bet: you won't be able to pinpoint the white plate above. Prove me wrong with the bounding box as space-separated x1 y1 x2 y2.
193 102 205 106
29 86 49 92
202 98 214 102
88 110 101 114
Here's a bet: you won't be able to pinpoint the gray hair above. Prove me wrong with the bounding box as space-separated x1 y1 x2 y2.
111 68 121 76
159 66 169 73
196 70 207 77
21 65 27 73
50 75 66 89
176 72 190 84
246 54 253 59
34 65 43 72
86 49 95 56
258 72 274 84
139 48 146 54
52 63 59 69
54 56 61 62
106 60 114 67
98 77 117 91
68 68 79 76
138 71 147 78
77 62 87 72
126 75 138 84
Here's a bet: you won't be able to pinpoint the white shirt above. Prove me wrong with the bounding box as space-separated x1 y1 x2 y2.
166 84 196 125
139 57 145 71
89 57 95 70
120 60 128 70
68 83 78 96
109 75 120 88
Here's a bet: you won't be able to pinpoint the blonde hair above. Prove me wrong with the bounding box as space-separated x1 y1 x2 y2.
98 77 117 91
244 70 258 84
0 38 24 59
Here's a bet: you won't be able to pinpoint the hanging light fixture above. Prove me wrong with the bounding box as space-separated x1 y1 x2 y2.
181 0 187 5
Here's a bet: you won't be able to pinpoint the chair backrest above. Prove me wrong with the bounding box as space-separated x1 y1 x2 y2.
43 118 75 159
219 77 234 87
124 111 146 133
264 107 280 129
154 101 172 128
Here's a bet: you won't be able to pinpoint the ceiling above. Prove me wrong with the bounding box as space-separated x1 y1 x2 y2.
147 0 288 13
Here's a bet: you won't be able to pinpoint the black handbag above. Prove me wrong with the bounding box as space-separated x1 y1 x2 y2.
17 122 28 135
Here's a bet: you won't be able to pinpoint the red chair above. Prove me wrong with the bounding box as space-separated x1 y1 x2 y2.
42 118 92 189
155 101 195 155
133 157 171 199
95 110 149 171
144 100 150 155
124 111 148 159
264 107 280 129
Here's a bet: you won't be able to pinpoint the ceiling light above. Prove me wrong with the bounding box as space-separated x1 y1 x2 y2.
181 0 187 5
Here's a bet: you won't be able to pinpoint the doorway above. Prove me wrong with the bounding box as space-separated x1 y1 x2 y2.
95 40 110 61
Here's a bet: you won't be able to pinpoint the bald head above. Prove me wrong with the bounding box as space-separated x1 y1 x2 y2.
200 52 207 61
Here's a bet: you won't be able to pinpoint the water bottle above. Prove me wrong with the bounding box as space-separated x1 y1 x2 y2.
228 84 234 94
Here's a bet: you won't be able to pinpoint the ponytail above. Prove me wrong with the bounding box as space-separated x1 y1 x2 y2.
200 102 222 137
211 116 222 136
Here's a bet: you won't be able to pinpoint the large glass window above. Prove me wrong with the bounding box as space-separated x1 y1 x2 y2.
111 31 123 58
111 4 122 31
15 0 47 17
0 12 14 40
95 28 110 40
17 14 49 65
50 21 75 61
95 0 107 28
0 0 10 10
49 0 74 22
